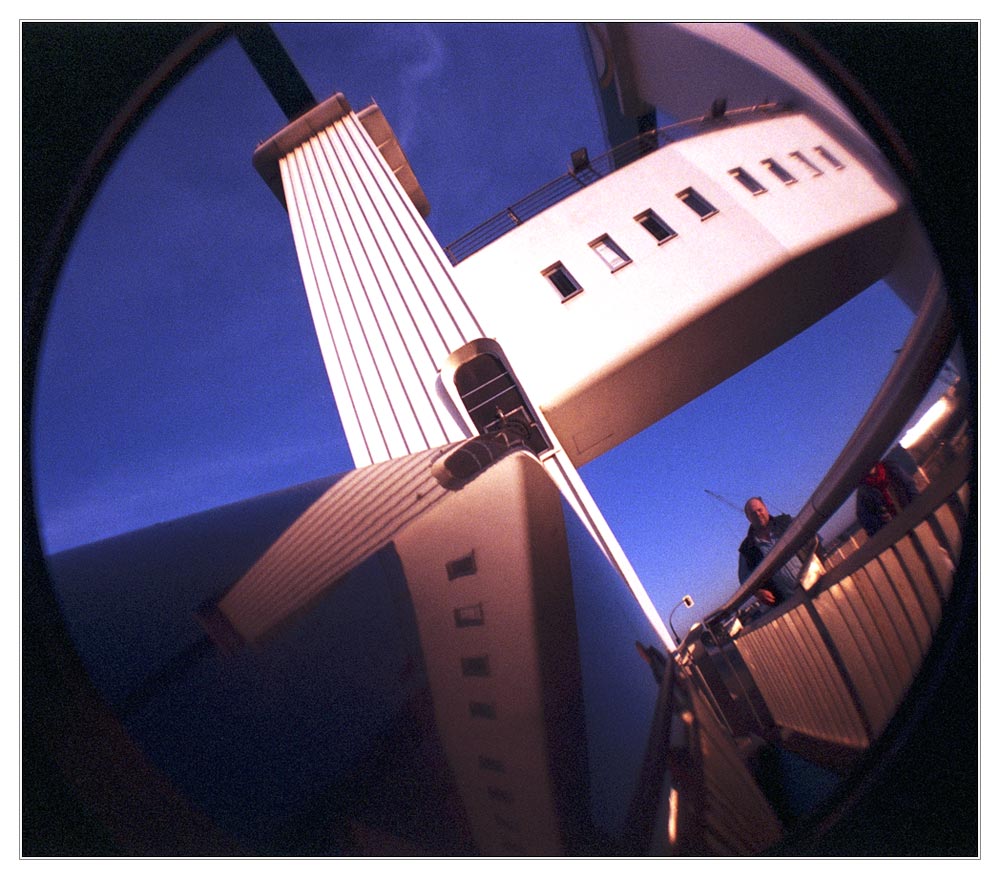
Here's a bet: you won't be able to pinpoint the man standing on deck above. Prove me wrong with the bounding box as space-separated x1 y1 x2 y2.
737 497 800 607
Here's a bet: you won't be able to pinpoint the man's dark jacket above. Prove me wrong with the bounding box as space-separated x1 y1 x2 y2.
738 513 793 586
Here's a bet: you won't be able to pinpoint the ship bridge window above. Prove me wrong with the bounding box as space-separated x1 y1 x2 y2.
729 166 768 195
677 187 719 219
635 209 678 243
461 655 491 677
453 350 552 454
542 262 583 300
589 235 631 271
762 157 797 185
815 145 845 169
454 603 485 627
494 814 519 832
478 755 506 773
469 701 497 719
446 551 477 580
789 150 823 176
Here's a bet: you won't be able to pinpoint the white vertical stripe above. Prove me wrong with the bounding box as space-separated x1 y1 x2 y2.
329 124 453 381
326 124 439 396
297 136 411 458
310 128 442 450
342 115 483 345
280 152 380 465
278 106 476 467
325 123 452 356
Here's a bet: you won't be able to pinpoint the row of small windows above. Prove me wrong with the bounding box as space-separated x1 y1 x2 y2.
542 195 697 300
732 145 843 195
445 550 523 851
542 143 845 300
446 551 495 717
542 190 718 299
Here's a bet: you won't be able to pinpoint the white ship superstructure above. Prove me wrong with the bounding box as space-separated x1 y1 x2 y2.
252 88 667 645
253 79 924 476
25 22 974 858
450 108 911 464
246 23 939 656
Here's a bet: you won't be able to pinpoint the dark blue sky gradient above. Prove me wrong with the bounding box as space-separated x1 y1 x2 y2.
32 23 922 625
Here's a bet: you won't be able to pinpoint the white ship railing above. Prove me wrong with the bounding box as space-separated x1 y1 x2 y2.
443 102 790 265
678 271 971 764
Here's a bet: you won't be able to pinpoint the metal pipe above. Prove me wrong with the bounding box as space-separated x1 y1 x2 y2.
718 267 955 616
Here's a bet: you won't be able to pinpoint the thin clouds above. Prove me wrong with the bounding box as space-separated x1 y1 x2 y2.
365 23 448 155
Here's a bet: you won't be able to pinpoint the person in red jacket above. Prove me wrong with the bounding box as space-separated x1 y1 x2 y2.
856 460 918 536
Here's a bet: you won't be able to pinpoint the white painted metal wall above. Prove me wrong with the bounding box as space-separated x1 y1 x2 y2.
255 93 675 648
452 112 907 465
264 94 481 467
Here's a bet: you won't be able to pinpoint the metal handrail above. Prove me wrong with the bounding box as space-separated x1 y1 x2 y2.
716 268 957 618
812 454 968 594
443 102 790 265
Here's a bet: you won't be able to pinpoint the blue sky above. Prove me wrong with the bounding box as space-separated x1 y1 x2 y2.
31 23 925 629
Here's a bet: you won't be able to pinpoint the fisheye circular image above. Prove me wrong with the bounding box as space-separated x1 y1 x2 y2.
24 22 976 857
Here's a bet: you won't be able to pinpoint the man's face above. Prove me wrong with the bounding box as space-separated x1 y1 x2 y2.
746 499 770 530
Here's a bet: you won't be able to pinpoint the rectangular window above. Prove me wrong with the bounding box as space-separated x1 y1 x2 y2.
461 655 491 677
789 150 823 176
589 235 631 271
469 701 496 719
478 755 506 773
454 603 485 628
635 209 677 243
762 158 797 184
501 838 526 855
446 551 477 580
677 187 719 219
494 814 519 832
542 263 582 299
728 166 768 195
814 145 845 169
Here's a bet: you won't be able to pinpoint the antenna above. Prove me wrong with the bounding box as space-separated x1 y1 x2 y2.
705 489 744 514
